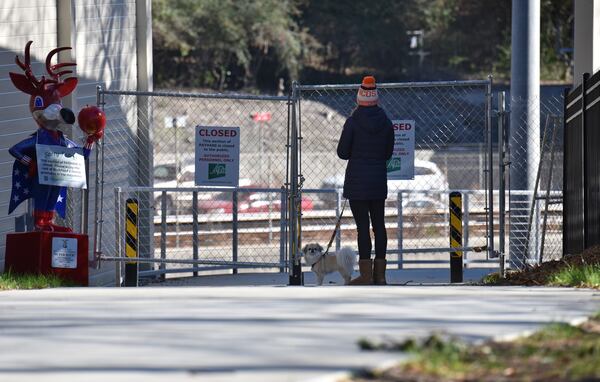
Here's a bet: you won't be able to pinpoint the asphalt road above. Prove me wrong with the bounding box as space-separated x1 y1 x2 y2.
0 281 598 382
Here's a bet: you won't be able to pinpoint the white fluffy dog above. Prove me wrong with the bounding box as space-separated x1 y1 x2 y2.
301 243 357 285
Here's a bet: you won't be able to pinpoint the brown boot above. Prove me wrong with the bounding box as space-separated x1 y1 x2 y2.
373 259 387 285
349 259 373 285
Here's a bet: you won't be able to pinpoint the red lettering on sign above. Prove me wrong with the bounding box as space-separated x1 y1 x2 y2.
199 129 238 137
393 122 412 131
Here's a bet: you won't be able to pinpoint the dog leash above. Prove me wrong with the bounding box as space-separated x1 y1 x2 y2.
312 198 348 269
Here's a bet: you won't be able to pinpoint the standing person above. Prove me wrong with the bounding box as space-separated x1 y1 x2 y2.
337 76 394 285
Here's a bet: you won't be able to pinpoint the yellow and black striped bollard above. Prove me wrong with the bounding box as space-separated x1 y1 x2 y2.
449 192 463 283
125 198 139 287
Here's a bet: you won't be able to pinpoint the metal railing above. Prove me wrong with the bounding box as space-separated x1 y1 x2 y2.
105 186 289 284
104 186 510 285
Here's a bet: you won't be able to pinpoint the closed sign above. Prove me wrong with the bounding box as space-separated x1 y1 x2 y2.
195 125 240 187
387 120 415 180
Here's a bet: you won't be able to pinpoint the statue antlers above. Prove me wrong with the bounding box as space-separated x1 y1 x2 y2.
9 40 78 111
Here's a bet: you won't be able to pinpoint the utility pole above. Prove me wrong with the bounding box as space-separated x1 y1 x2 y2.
509 0 540 268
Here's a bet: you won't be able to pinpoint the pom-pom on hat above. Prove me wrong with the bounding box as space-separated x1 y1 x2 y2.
357 76 378 106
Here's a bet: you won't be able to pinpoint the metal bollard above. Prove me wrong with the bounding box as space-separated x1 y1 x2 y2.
449 192 463 283
124 198 139 287
115 187 122 287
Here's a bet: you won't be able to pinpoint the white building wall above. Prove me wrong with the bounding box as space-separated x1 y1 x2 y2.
72 0 139 286
0 1 149 286
0 0 59 272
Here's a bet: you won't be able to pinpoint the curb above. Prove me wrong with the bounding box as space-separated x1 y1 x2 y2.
303 359 402 382
492 314 592 342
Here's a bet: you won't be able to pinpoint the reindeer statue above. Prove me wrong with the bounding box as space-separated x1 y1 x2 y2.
7 41 104 232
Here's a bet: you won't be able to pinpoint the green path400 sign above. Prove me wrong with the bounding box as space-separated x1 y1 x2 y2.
195 126 240 187
387 120 415 180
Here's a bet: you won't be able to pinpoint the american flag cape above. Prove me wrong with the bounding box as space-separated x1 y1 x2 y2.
8 160 67 218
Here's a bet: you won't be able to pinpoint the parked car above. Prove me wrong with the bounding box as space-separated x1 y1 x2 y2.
319 159 449 207
153 163 178 183
388 159 449 200
197 190 313 214
402 196 447 211
153 163 252 215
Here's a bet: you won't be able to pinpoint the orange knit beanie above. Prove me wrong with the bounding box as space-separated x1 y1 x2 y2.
357 76 378 106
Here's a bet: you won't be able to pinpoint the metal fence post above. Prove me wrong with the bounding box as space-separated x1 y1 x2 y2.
463 192 470 269
498 91 507 276
232 190 238 275
486 76 495 260
562 87 569 257
160 191 167 280
280 187 286 273
93 86 105 269
288 82 303 285
335 190 342 251
397 191 403 269
114 187 122 287
192 191 199 277
535 199 541 263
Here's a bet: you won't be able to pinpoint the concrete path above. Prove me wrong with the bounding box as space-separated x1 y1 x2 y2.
155 268 499 286
0 281 598 382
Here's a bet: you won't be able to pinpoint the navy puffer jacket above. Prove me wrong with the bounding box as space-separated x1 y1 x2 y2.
337 106 395 200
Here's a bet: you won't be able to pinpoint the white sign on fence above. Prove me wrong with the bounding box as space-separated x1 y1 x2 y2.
164 115 188 128
387 120 415 180
195 125 240 187
35 144 87 189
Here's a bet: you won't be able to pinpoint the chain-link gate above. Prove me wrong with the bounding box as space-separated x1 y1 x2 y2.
91 80 566 285
93 89 293 283
291 79 495 274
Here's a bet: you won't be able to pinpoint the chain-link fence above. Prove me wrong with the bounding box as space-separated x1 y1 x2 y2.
95 90 293 280
92 81 567 284
503 94 565 270
295 80 494 268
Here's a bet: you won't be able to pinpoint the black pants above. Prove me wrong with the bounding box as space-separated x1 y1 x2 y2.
349 199 387 260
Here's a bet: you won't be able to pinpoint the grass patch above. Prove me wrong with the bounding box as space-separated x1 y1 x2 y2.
481 245 600 288
549 264 600 288
0 271 73 290
351 315 600 381
481 272 502 285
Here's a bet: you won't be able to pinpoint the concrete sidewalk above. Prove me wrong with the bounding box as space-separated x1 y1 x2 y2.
150 267 498 287
0 281 598 382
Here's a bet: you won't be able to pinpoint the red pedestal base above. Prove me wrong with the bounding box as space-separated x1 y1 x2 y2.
5 231 89 286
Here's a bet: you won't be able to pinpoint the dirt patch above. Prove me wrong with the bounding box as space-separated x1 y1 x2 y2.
488 246 600 286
